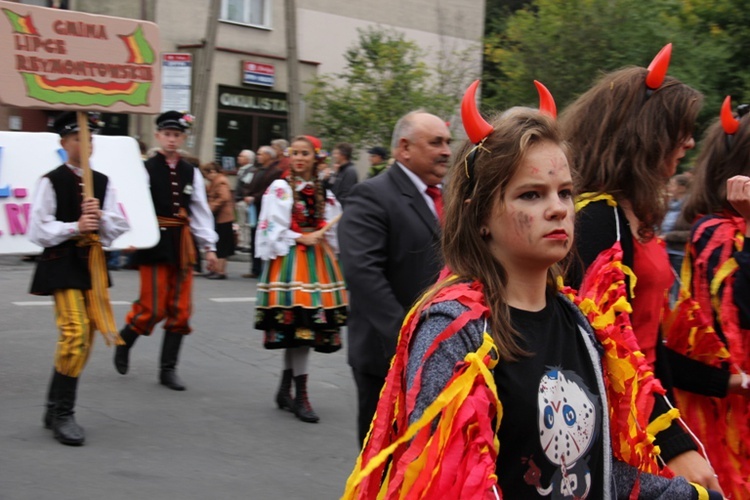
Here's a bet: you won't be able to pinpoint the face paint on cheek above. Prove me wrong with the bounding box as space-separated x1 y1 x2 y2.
513 211 534 243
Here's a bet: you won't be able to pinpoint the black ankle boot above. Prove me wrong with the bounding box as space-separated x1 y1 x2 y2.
51 372 85 446
43 369 59 429
293 374 319 423
276 369 293 411
114 326 139 375
159 331 186 391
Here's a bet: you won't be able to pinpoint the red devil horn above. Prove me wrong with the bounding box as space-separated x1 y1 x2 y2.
534 80 557 118
721 96 740 135
461 80 494 144
645 43 672 90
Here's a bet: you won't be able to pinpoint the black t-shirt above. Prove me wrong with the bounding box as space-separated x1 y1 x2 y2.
495 295 604 499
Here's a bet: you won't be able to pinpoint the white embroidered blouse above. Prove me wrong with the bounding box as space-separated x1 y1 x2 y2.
254 178 342 260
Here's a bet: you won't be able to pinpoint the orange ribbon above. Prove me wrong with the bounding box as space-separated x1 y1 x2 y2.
157 208 196 277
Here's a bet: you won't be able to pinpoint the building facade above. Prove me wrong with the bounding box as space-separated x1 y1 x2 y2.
1 0 485 170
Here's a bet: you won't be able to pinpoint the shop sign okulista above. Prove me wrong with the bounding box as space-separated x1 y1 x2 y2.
219 92 288 113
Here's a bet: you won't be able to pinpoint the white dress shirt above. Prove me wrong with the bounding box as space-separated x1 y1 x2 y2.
396 162 441 219
28 164 130 248
185 167 218 252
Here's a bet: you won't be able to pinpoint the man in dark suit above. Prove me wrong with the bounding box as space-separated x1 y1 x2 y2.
339 111 451 444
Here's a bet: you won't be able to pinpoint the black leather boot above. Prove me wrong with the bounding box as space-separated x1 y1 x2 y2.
293 374 319 423
159 331 186 391
275 369 294 411
114 326 139 375
43 369 59 429
51 372 85 446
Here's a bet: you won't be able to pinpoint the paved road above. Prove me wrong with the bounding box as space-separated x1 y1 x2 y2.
0 256 360 500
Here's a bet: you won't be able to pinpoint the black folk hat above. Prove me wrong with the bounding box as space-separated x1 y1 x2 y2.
53 111 104 136
156 110 194 131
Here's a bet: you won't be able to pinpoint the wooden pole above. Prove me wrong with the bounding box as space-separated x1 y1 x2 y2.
76 112 93 198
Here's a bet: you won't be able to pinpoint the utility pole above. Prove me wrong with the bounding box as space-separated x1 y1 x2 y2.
284 0 301 137
191 0 221 158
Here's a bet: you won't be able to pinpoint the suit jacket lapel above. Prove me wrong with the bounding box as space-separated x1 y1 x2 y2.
388 164 439 237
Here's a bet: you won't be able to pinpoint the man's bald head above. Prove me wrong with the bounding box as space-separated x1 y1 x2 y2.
391 111 451 186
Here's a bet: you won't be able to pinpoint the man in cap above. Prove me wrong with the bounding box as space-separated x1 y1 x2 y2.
366 146 389 179
114 110 218 391
29 111 130 445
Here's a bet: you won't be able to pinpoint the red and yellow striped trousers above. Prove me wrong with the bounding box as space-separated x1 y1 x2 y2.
124 263 193 335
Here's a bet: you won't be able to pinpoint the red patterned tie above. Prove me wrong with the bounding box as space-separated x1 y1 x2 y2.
425 185 443 224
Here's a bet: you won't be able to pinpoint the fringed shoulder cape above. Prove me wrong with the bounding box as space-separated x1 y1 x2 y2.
664 213 750 497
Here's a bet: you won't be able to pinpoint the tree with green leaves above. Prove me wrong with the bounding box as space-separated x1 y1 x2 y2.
483 0 686 111
305 26 478 151
482 0 750 132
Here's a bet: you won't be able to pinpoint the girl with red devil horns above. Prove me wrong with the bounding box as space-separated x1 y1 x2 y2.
560 45 729 494
342 78 721 499
662 96 750 498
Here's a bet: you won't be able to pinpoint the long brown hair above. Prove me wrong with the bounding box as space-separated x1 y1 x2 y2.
682 113 750 222
288 135 326 222
559 67 702 240
438 108 568 361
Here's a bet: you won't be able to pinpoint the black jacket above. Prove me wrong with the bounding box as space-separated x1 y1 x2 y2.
339 164 442 377
136 152 194 265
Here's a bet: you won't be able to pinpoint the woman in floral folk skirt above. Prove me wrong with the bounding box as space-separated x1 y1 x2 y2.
254 135 348 423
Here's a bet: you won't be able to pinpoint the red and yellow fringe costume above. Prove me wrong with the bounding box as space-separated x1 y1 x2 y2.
342 234 672 500
573 195 678 483
561 240 675 497
342 279 500 499
664 214 750 497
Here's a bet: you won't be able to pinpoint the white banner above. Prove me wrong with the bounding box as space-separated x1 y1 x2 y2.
0 131 159 254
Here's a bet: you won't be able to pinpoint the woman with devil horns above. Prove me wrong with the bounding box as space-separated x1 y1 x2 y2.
560 44 728 493
663 97 750 497
341 80 722 499
254 135 348 423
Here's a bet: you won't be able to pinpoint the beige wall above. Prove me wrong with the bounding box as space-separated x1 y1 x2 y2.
297 8 482 77
298 0 482 40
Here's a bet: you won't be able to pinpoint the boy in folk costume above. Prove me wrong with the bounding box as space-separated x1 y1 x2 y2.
115 111 218 391
29 112 130 446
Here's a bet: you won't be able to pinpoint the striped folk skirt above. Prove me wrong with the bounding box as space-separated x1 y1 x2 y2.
255 241 347 353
